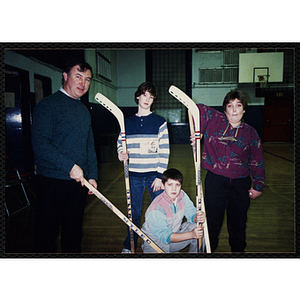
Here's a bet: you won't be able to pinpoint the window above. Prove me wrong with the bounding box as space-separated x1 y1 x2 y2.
198 49 244 84
199 67 238 84
96 50 112 81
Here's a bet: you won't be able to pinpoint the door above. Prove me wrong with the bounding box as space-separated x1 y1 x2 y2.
263 94 294 143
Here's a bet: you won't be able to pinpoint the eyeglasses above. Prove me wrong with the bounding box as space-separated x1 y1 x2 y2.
218 122 240 142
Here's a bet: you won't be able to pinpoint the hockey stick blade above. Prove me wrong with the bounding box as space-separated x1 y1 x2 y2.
168 85 200 133
95 93 125 133
84 179 164 253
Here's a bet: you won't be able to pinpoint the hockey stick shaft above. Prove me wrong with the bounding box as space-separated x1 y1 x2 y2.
120 132 135 253
188 112 211 254
188 110 203 252
84 179 164 253
95 93 135 253
188 110 196 163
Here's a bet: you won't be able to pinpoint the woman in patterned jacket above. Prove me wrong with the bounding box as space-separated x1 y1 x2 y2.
192 90 265 253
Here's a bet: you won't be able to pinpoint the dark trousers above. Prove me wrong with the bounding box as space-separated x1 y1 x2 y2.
204 171 251 253
33 175 88 253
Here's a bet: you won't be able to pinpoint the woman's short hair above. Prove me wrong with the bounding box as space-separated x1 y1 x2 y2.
134 82 158 104
161 168 183 185
222 90 247 112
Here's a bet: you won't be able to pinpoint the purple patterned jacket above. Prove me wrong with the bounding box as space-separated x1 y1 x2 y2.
197 104 265 192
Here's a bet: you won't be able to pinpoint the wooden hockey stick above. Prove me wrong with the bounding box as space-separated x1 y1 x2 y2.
188 110 204 252
169 85 211 253
84 179 164 253
95 92 135 253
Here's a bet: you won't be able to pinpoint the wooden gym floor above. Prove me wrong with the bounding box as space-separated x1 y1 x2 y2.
4 143 295 256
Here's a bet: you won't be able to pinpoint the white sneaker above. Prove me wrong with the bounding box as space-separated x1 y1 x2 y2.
121 248 132 254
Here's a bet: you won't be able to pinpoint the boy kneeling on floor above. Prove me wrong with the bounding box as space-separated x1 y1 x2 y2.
141 168 205 253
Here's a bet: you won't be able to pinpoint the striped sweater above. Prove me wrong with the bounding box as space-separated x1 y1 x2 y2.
117 112 169 178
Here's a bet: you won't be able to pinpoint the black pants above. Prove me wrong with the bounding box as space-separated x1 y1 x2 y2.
204 171 251 253
33 175 88 253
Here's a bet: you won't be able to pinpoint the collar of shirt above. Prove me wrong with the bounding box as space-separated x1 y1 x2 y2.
225 117 245 129
161 190 183 204
59 87 81 100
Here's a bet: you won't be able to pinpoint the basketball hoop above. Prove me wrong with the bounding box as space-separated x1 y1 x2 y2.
253 67 270 88
257 74 269 88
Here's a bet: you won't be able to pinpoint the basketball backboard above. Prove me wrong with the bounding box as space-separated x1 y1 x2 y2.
238 52 284 83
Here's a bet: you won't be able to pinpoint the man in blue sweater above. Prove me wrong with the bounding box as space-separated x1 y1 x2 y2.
32 59 98 253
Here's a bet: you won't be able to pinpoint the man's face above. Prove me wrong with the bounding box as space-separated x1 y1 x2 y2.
163 179 181 202
63 65 92 100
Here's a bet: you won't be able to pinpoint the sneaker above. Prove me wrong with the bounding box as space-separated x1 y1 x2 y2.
121 248 132 254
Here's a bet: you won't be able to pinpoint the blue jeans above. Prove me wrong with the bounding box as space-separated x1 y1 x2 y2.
123 174 163 250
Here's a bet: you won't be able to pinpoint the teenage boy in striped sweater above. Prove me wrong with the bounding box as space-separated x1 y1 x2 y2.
117 82 169 253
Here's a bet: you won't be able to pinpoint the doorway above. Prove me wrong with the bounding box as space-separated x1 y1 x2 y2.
263 93 294 143
5 66 52 173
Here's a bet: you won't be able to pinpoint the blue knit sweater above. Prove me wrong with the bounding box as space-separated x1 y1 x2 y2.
31 90 98 181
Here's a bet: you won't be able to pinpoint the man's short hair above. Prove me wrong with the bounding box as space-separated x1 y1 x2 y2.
222 90 247 112
161 168 183 185
61 59 93 85
134 82 158 104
